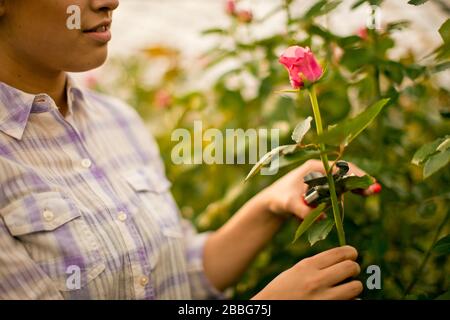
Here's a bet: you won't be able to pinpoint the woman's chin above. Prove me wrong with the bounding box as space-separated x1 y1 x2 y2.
65 50 108 73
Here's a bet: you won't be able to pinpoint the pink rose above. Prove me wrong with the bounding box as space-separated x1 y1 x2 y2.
237 10 253 23
279 46 323 89
357 27 368 40
225 0 236 16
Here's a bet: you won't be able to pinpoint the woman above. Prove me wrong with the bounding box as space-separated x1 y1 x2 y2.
0 0 373 300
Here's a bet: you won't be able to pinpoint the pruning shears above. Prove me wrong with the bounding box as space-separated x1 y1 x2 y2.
302 160 381 208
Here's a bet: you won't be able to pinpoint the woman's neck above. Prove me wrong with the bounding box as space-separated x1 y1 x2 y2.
0 46 69 116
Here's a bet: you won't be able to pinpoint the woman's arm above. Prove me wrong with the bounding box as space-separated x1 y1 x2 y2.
203 189 285 291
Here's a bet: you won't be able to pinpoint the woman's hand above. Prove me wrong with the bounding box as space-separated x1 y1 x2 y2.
252 246 363 300
258 159 378 221
203 159 377 292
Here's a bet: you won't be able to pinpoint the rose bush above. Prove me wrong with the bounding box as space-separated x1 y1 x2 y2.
96 0 449 299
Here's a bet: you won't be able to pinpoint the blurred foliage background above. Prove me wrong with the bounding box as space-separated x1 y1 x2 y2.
92 0 449 299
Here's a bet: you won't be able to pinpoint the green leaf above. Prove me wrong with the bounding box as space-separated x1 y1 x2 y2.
440 109 450 119
431 61 450 73
245 144 297 181
433 234 450 255
316 98 390 146
201 28 226 36
382 61 404 84
303 1 327 19
267 149 323 174
407 0 428 5
412 137 446 165
351 0 385 9
340 48 372 72
417 201 437 218
308 24 336 41
386 20 411 31
275 89 300 94
307 216 335 246
351 0 366 10
436 43 450 60
318 85 351 122
291 117 313 144
438 19 450 44
436 290 450 300
405 64 426 80
218 90 245 110
303 0 342 20
343 175 375 190
259 77 274 101
423 149 450 179
336 35 361 48
292 203 327 244
245 148 281 181
437 138 450 152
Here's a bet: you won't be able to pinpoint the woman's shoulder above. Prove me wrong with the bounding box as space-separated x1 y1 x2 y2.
80 88 163 165
82 89 142 124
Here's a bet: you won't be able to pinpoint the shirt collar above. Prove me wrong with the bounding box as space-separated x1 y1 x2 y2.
0 74 86 140
65 75 87 118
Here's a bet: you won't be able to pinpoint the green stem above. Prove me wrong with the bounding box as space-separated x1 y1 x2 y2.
308 86 346 246
370 15 383 162
284 0 292 27
403 208 450 297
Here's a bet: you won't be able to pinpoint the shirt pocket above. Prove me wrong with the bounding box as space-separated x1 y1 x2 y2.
122 167 188 288
0 191 106 292
122 167 183 239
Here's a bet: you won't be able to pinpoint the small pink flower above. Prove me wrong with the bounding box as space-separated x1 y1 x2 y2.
237 10 253 23
357 27 368 40
84 74 98 89
331 43 344 64
154 89 172 109
279 46 323 89
225 0 236 16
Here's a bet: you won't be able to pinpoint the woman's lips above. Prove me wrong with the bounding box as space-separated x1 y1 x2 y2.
83 25 112 43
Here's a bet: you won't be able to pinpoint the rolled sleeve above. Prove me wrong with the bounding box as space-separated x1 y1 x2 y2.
181 219 232 300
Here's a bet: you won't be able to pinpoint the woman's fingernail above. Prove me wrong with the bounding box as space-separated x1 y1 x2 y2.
364 182 382 195
302 196 317 208
302 196 309 206
371 183 382 194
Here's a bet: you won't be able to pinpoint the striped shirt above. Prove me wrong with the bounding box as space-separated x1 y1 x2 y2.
0 76 224 300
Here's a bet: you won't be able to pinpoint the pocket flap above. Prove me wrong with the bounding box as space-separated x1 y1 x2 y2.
0 191 81 236
123 167 172 193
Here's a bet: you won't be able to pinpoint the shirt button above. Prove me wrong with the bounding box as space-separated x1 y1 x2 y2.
81 158 92 169
139 276 149 287
42 209 55 222
118 211 128 222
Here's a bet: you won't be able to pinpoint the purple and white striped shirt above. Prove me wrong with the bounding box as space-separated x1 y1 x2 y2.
0 76 224 300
